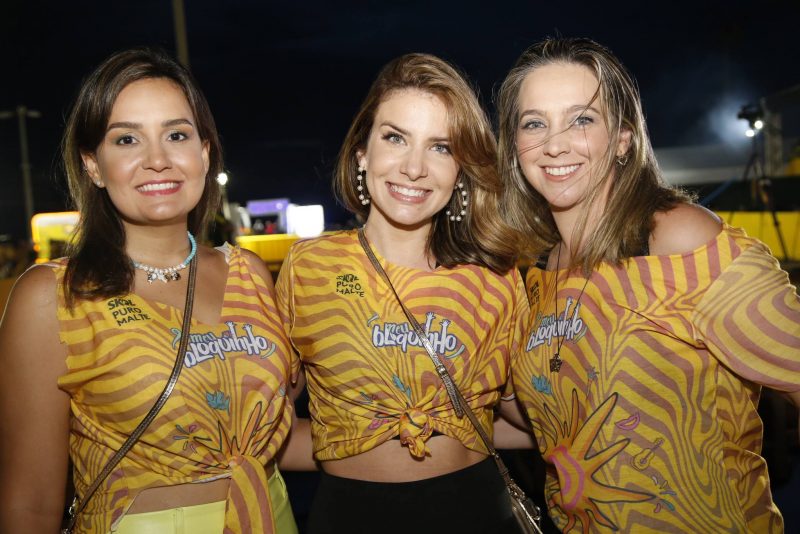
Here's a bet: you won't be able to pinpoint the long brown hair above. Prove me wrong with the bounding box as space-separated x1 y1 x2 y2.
62 47 222 306
497 38 689 273
334 53 519 273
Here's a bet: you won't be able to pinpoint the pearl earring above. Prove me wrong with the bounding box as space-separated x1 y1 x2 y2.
446 182 468 222
356 165 370 205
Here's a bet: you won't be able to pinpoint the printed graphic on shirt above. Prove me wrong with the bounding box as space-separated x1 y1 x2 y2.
206 390 231 412
106 297 151 326
531 374 553 396
536 390 654 532
526 296 587 352
171 321 278 369
529 280 540 306
336 273 365 297
173 423 208 453
648 475 678 515
370 311 465 358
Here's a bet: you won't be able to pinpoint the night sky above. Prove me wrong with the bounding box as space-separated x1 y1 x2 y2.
1 0 798 238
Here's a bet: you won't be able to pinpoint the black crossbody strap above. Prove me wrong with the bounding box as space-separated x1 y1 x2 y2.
63 255 198 533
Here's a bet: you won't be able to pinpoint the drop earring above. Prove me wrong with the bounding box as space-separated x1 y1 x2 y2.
446 182 468 222
357 164 370 205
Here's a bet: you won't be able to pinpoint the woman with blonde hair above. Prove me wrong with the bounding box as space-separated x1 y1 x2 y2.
497 37 800 532
276 53 531 533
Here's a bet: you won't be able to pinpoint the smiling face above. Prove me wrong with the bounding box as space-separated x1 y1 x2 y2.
357 88 459 233
82 77 209 229
515 62 629 219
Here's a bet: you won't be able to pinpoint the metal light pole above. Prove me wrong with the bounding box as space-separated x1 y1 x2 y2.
172 0 190 68
0 105 41 242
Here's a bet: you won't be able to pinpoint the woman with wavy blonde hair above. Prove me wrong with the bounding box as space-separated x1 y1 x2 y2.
498 37 800 532
277 53 530 533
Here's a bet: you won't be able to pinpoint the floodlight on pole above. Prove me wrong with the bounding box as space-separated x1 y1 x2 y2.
737 104 763 139
172 0 190 68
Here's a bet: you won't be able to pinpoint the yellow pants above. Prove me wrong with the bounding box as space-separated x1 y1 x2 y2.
112 468 298 533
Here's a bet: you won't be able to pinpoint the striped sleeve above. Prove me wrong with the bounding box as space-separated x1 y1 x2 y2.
692 240 800 391
275 248 295 338
274 247 299 383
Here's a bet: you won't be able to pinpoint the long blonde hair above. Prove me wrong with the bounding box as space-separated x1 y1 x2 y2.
497 38 689 273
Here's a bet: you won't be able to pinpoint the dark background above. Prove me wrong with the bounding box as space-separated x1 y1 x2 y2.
2 1 798 531
1 0 798 239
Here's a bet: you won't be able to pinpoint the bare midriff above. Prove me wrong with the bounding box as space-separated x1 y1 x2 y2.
125 462 275 514
321 435 486 482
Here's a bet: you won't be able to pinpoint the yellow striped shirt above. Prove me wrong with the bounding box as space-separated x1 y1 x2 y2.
276 230 527 460
56 246 297 533
515 225 800 533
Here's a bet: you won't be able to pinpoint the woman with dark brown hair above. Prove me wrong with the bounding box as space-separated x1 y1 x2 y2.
498 37 800 532
276 53 531 533
0 48 298 533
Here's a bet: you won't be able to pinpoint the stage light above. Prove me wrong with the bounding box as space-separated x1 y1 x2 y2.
286 204 325 238
737 104 763 138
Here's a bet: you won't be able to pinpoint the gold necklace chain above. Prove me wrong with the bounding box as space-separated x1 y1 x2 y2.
550 243 591 373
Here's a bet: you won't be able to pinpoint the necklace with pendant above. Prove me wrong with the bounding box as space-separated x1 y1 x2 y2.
550 243 590 373
131 231 197 284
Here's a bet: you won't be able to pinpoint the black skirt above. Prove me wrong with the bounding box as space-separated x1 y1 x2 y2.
307 456 522 534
